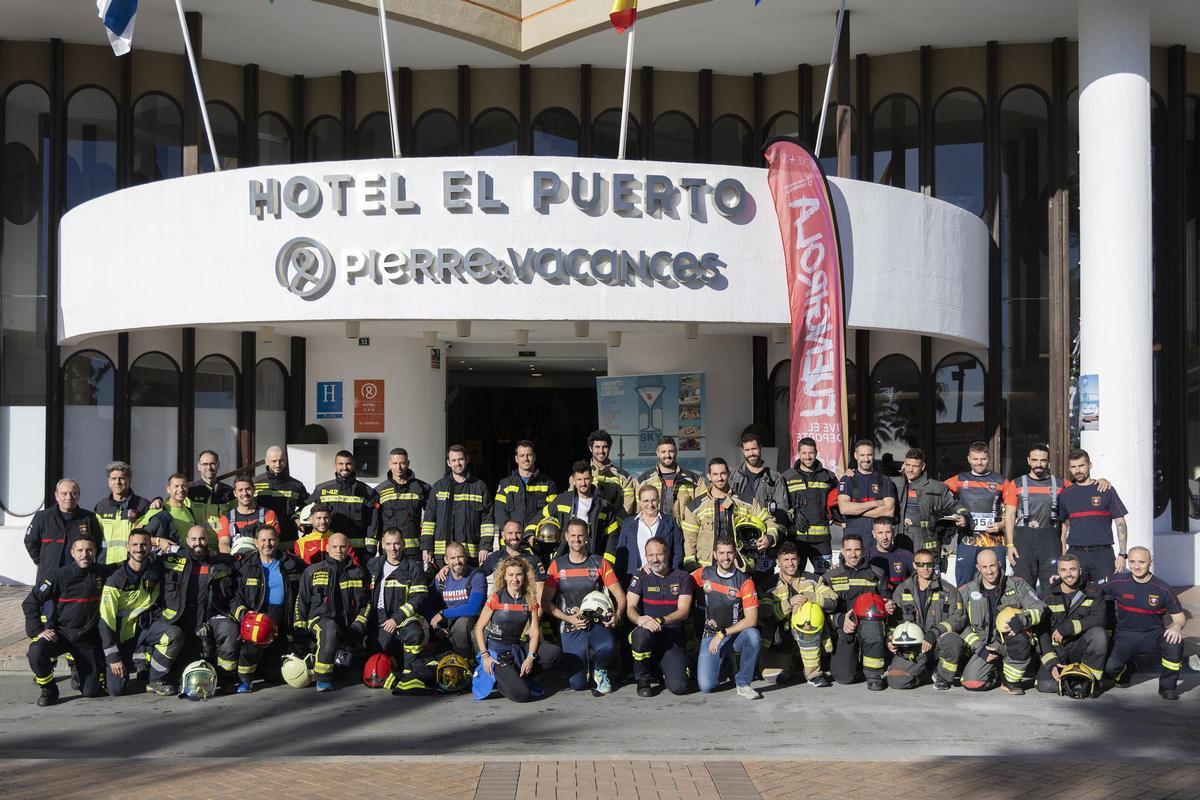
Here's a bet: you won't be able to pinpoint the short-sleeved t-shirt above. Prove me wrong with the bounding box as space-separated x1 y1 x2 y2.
482 548 547 582
837 471 897 537
1002 474 1067 531
691 565 758 630
867 545 913 589
545 553 618 613
1058 483 1128 547
1100 572 1183 634
484 588 538 644
627 567 693 627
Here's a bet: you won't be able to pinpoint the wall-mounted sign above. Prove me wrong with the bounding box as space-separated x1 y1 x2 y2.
1079 373 1100 431
431 348 441 370
596 372 705 474
316 381 343 419
354 379 385 432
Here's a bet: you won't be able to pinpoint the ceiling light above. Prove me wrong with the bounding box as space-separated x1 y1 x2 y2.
345 321 361 339
574 321 590 338
607 331 621 348
422 330 437 347
684 322 699 339
456 320 471 338
514 329 529 346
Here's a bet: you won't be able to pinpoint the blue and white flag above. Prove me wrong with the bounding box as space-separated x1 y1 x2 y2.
97 0 138 56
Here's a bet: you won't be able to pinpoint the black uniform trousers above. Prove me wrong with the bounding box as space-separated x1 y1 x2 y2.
831 620 886 684
1012 528 1060 595
629 626 690 695
1106 628 1183 691
1036 627 1108 693
28 637 104 697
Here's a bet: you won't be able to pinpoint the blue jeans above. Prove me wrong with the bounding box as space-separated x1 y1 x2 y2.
697 628 761 692
560 625 616 691
955 542 1006 585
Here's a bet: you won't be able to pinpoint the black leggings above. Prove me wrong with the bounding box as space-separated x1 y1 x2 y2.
487 642 561 702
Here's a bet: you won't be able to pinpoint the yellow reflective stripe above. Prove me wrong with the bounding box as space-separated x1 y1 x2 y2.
1070 620 1082 635
939 658 958 673
339 579 364 589
1040 652 1058 665
1002 664 1025 681
316 494 367 504
862 656 885 669
1162 659 1181 671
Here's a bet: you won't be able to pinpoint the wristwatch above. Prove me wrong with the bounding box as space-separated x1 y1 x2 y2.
1118 552 1128 558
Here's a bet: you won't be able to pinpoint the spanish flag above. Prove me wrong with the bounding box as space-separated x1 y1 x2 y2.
610 0 637 33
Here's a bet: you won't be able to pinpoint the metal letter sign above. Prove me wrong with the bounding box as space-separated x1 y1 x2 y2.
316 381 343 419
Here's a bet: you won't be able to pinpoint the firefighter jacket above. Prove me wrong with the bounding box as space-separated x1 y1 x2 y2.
821 561 888 627
422 472 495 559
892 575 966 643
591 459 636 517
764 572 837 623
231 551 305 630
895 473 960 552
159 551 238 628
728 463 790 529
371 470 431 558
187 480 235 543
782 462 839 540
24 506 105 584
253 469 310 544
494 470 557 533
93 494 154 565
295 555 370 630
1041 581 1105 641
959 575 1046 653
636 466 707 522
24 561 107 643
99 560 163 661
540 490 621 558
681 490 779 571
366 555 430 625
310 472 380 555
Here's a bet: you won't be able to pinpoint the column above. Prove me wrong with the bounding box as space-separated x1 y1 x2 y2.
1077 0 1153 547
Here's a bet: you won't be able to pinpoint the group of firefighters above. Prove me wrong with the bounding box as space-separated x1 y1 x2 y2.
20 430 1188 706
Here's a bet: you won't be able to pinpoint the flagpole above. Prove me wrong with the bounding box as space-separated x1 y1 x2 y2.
376 0 402 157
173 0 220 171
813 0 847 159
617 24 636 160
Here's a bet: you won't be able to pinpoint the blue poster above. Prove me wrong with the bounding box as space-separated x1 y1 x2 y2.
316 381 343 419
1079 373 1099 431
596 372 705 474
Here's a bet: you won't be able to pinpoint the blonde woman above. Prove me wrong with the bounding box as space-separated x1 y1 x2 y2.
473 555 559 701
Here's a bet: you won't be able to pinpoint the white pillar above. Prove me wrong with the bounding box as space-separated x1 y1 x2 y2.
1077 0 1153 549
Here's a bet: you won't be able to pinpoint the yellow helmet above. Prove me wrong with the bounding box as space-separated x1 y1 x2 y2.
534 519 561 545
789 601 826 636
1057 662 1098 699
436 653 472 693
995 606 1025 638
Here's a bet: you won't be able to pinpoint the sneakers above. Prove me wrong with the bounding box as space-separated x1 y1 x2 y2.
808 674 832 688
236 682 253 694
1000 682 1025 696
145 680 175 696
636 676 654 698
735 684 762 700
933 676 952 691
592 669 613 696
866 678 886 692
37 683 59 707
1159 687 1180 701
315 681 333 693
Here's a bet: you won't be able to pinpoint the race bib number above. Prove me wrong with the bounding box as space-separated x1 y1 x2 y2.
971 512 996 532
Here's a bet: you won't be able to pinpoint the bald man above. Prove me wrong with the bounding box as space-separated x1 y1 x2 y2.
253 445 309 548
295 532 370 691
25 479 105 583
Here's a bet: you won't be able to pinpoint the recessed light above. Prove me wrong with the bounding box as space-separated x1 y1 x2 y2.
531 373 542 377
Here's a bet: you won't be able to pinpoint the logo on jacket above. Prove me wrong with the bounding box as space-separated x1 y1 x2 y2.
1091 496 1102 507
871 484 879 493
276 236 334 300
128 509 139 520
1148 594 1160 607
668 582 680 596
78 523 89 534
893 563 904 573
988 482 998 492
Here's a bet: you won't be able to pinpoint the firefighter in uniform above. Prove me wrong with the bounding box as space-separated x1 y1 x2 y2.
1059 449 1128 584
94 461 154 566
1004 444 1073 594
1035 553 1108 694
24 479 105 584
231 523 305 691
295 533 370 691
587 429 636 517
837 439 899 541
217 475 280 555
821 533 891 689
959 548 1046 694
422 444 494 567
894 448 958 556
728 432 789 532
944 441 1006 584
626 536 694 697
887 548 966 690
367 528 431 673
540 460 622 559
782 437 839 575
371 447 431 565
494 440 557 537
99 528 167 695
187 449 235 546
311 450 380 557
24 534 107 706
760 541 836 686
636 435 706 522
682 457 778 577
144 473 204 551
253 445 310 549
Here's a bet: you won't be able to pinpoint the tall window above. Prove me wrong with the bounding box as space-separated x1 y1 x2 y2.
653 112 697 163
357 112 392 158
130 353 180 490
765 111 801 142
933 90 985 216
532 108 580 157
934 353 986 478
813 105 857 177
413 110 458 157
66 88 118 209
63 350 114 506
871 94 919 191
131 93 182 184
1186 95 1200 524
592 109 638 159
711 114 754 166
1 83 50 514
999 87 1050 475
472 108 519 156
255 359 288 452
846 359 858 439
871 355 920 469
305 116 342 162
200 102 241 172
194 356 238 473
258 112 292 165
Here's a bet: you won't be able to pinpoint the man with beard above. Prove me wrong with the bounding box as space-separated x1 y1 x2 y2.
311 450 379 558
822 534 892 690
371 448 431 565
728 432 789 531
94 461 154 566
254 445 310 550
893 448 958 556
837 440 898 542
783 438 839 575
587 429 636 517
494 440 557 537
100 529 166 696
636 436 706 522
626 536 694 697
423 445 494 567
759 542 837 686
540 461 621 559
295 533 370 691
231 523 305 692
1035 553 1108 694
188 450 236 545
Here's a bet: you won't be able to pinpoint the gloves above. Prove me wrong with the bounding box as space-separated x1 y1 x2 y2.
196 623 215 662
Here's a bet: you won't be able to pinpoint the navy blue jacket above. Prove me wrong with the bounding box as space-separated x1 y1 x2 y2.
612 514 683 584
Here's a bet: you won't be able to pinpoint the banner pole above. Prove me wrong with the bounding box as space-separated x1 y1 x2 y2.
376 0 402 157
174 0 220 171
617 25 636 160
813 0 847 159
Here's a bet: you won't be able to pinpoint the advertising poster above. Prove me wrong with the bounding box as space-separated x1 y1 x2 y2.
596 372 705 474
1079 373 1100 431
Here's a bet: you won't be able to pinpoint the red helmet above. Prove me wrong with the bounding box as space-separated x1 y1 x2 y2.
852 592 888 621
362 653 396 688
239 612 277 646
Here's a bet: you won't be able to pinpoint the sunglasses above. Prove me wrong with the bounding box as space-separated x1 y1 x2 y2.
913 561 936 568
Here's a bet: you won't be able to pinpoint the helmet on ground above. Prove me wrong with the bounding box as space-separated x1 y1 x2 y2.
995 607 1026 639
435 653 472 693
534 519 561 545
851 592 888 621
1057 662 1097 700
240 611 277 646
579 590 616 624
281 653 314 688
789 601 826 637
889 621 925 661
362 653 396 688
179 660 218 701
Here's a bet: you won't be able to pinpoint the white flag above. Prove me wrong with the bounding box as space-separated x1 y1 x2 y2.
97 0 138 56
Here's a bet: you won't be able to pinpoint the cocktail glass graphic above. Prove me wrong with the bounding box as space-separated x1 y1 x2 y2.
638 384 665 456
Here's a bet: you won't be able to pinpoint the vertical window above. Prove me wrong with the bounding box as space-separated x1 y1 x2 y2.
711 114 754 166
130 353 180 491
653 112 697 163
532 108 580 157
933 90 985 216
871 355 921 471
255 359 288 452
871 94 919 192
357 111 392 158
813 105 857 177
591 109 638 159
933 353 986 478
305 116 342 162
258 112 292 165
1186 95 1200 524
131 93 182 184
846 359 858 439
194 356 238 474
765 111 801 142
63 350 115 506
412 110 458 157
66 88 118 209
199 102 241 172
472 108 519 156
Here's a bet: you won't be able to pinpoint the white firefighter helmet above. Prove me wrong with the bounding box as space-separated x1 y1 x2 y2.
179 660 218 700
281 653 314 688
578 590 615 624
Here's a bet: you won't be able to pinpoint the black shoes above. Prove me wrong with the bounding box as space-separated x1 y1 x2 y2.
36 683 59 707
808 675 832 688
933 676 952 690
866 678 886 692
636 677 654 698
1159 687 1180 701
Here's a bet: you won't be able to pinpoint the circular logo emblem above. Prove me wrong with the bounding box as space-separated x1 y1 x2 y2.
276 237 334 300
361 383 378 400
